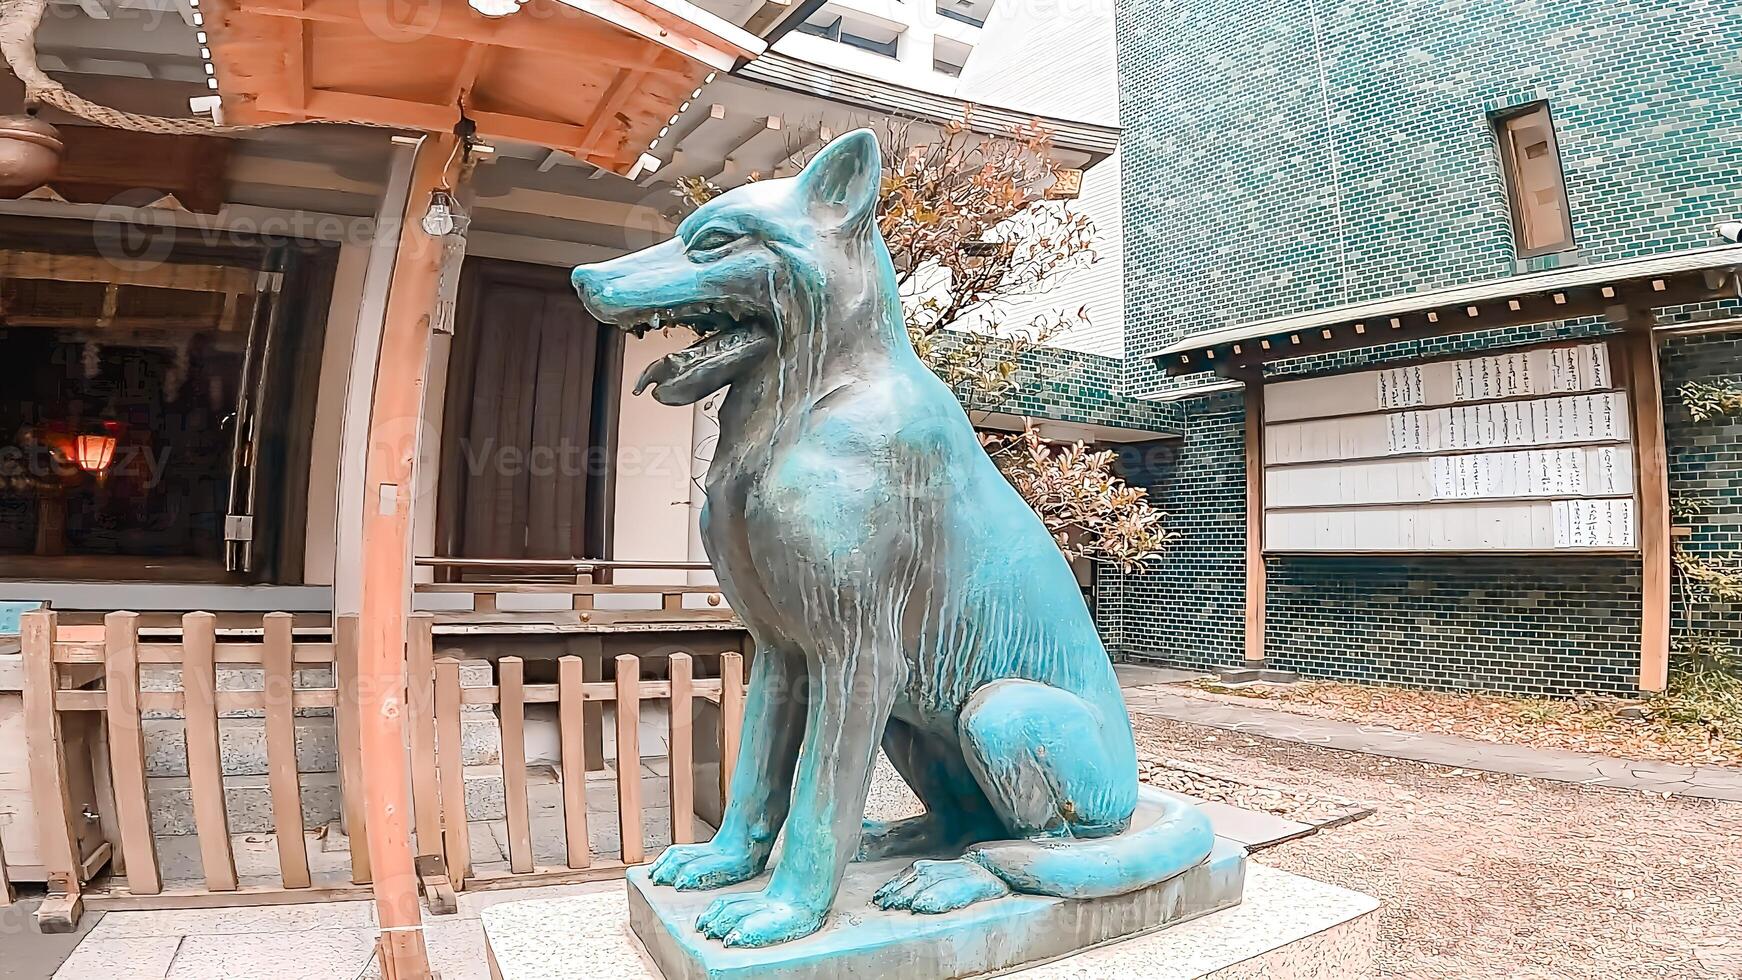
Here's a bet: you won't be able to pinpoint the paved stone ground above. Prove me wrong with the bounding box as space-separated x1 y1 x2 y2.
1 897 104 980
1132 712 1742 979
1123 685 1742 802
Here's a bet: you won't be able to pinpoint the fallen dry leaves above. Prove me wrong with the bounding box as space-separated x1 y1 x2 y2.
1187 680 1742 768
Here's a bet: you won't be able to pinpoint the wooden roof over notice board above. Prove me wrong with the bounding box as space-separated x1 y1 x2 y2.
201 0 765 174
1154 243 1742 376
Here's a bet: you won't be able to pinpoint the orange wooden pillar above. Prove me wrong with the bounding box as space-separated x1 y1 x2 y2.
357 132 459 980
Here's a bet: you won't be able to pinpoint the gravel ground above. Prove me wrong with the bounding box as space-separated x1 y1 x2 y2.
1141 758 1372 828
1133 713 1742 979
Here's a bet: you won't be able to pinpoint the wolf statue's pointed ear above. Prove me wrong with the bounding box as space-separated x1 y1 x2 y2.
796 129 882 232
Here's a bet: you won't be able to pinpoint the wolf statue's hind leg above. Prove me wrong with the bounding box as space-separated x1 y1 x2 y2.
858 718 1005 862
876 679 1214 915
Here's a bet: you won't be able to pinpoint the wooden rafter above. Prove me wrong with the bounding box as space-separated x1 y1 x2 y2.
282 0 308 109
256 91 609 162
449 41 494 107
576 65 650 158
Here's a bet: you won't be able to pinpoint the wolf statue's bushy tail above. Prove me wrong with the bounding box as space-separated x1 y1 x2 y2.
572 128 1213 950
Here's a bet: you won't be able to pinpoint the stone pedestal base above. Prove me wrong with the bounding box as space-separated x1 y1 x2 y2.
482 860 1379 980
626 839 1245 980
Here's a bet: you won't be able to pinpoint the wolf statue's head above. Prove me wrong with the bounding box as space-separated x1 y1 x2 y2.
571 129 905 406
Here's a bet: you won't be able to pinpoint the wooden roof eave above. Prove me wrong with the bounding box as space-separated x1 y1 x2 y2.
1156 244 1742 377
557 0 764 72
209 0 764 172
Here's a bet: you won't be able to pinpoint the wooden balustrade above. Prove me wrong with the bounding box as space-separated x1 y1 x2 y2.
18 608 747 930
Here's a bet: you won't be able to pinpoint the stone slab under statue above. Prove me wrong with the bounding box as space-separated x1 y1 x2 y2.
556 129 1278 976
627 814 1245 980
481 860 1380 979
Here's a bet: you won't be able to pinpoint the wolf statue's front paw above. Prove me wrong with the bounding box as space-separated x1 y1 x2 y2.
873 859 1010 914
648 841 767 891
696 892 827 947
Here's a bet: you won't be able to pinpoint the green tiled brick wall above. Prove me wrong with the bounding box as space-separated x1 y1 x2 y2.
1116 0 1742 366
1114 390 1248 671
1113 0 1742 693
1263 557 1642 695
1662 332 1742 641
950 340 1181 433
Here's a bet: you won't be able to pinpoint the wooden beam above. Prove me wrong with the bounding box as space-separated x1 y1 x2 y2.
1178 280 1730 378
283 91 611 162
0 250 254 292
238 0 694 73
1618 313 1670 692
355 133 455 980
651 103 728 182
711 116 783 184
281 0 308 110
577 66 650 158
449 41 493 106
1243 380 1266 664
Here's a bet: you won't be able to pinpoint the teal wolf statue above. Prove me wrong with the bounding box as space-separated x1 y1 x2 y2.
571 130 1213 949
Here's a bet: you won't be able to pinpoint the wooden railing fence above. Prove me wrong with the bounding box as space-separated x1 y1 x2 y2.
20 609 374 928
19 605 747 929
404 613 745 906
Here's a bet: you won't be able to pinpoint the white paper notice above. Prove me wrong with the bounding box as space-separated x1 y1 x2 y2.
1595 392 1620 438
1377 366 1425 409
1549 346 1584 393
1595 446 1620 494
1611 498 1636 547
1585 343 1610 390
1552 498 1634 548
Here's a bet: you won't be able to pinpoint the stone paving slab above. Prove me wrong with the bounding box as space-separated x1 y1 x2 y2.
1190 800 1315 851
1124 686 1742 802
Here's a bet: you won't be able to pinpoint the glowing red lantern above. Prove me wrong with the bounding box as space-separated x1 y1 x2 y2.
73 433 117 475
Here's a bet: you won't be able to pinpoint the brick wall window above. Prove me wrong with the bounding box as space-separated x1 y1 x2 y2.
1494 103 1576 257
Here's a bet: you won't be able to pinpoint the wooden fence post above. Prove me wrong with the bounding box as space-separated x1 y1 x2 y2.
668 653 694 845
558 656 592 869
103 611 160 896
406 613 452 912
264 613 311 888
718 652 745 809
21 611 83 931
333 615 373 884
615 655 644 865
498 657 534 874
433 658 471 890
181 612 238 892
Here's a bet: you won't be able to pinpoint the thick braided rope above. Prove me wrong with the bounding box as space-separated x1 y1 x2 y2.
0 0 386 136
0 0 231 133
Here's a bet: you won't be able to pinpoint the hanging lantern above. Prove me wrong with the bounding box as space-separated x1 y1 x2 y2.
0 111 64 195
72 433 117 476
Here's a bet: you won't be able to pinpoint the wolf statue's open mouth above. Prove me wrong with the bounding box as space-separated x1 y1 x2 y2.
609 299 773 405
